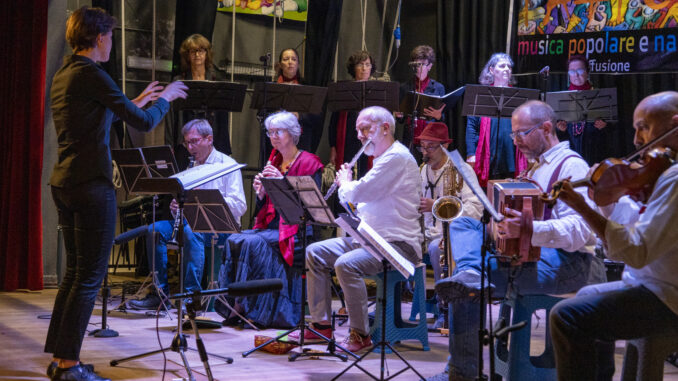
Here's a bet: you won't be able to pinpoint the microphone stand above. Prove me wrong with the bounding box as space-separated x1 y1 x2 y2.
258 53 271 169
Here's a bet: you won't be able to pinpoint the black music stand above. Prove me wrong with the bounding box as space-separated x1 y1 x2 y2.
545 88 618 123
461 84 540 120
250 82 328 167
174 80 247 113
141 145 181 178
327 80 400 112
241 175 351 362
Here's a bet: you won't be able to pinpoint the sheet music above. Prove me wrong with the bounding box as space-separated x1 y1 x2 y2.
335 214 415 278
170 162 245 190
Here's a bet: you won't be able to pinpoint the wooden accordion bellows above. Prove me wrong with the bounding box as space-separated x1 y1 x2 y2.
487 180 545 265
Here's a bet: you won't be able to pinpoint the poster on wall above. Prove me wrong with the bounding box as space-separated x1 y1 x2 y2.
513 0 678 74
217 0 308 22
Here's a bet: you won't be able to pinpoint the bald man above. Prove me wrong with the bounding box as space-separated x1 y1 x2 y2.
550 91 678 380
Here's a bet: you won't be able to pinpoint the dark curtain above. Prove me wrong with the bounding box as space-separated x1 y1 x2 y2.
437 1 678 159
0 1 47 290
172 0 218 78
304 0 343 87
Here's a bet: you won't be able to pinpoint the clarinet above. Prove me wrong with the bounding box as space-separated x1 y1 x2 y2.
168 156 195 245
323 138 372 200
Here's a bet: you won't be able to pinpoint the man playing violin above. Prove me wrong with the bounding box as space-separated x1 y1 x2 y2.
432 100 607 381
550 91 678 380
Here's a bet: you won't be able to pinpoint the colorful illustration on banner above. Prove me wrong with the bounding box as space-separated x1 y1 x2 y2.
217 0 308 22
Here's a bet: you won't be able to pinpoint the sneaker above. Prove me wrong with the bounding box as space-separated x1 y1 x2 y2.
435 270 495 304
288 323 333 344
47 362 94 379
341 330 372 353
127 293 169 310
51 364 110 381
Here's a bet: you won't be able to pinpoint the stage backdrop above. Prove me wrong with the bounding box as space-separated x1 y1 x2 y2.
514 0 678 73
217 0 308 22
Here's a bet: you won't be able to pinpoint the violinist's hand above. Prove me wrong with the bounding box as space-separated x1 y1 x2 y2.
594 118 607 130
336 163 353 187
261 164 283 178
423 104 446 120
496 208 522 239
556 179 588 213
419 197 435 213
253 174 265 200
556 120 568 132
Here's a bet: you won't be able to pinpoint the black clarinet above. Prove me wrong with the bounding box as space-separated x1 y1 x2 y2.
168 156 195 245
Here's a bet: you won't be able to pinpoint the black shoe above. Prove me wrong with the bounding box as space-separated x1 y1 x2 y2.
435 270 495 304
51 364 110 381
127 293 168 310
47 362 94 379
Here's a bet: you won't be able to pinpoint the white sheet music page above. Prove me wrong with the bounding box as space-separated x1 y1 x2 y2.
170 162 245 190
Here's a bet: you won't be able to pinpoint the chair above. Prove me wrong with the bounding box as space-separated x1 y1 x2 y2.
494 294 564 381
409 253 439 321
368 264 430 353
621 333 678 381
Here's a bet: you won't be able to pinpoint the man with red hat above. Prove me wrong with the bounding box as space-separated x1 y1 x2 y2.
416 121 483 329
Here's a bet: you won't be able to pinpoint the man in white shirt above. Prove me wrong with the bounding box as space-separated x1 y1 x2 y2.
129 119 246 310
432 100 607 380
296 106 422 353
550 91 678 380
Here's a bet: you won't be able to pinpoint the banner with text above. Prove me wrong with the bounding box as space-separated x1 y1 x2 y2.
513 0 678 74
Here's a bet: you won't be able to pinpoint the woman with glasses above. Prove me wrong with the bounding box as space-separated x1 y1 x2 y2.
327 50 376 180
466 52 527 188
216 111 323 328
166 34 232 169
555 55 609 165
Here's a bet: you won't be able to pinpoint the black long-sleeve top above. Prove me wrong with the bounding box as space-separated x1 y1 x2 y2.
50 55 169 187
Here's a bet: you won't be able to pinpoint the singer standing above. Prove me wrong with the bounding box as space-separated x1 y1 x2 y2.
216 111 323 328
128 119 246 311
45 6 188 381
399 45 446 153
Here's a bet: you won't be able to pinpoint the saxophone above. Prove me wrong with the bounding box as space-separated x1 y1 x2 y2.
431 162 464 277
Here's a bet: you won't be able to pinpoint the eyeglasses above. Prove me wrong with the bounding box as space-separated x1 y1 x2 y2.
509 123 542 140
416 144 440 153
183 136 205 147
568 68 586 76
189 48 207 56
265 129 287 138
355 62 372 68
410 61 430 68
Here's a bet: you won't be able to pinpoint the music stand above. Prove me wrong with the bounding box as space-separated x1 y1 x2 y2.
174 80 247 112
461 84 540 120
400 86 466 150
241 175 351 362
327 80 400 112
545 88 618 123
141 145 181 178
182 189 255 330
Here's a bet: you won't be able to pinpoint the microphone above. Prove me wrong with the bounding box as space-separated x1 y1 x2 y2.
170 278 284 299
394 25 401 49
539 65 550 78
259 52 271 63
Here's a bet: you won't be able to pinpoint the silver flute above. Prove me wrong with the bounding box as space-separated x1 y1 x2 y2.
323 138 372 200
168 156 195 245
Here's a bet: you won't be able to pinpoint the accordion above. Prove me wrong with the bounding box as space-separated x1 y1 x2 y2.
487 180 545 265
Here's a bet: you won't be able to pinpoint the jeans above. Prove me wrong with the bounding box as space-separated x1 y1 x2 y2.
44 179 116 361
306 237 420 335
147 219 205 295
551 282 678 381
446 217 607 378
428 238 443 281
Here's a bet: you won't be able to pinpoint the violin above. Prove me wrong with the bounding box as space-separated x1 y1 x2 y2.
543 147 675 206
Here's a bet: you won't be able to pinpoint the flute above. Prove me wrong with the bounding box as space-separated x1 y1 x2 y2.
323 138 372 200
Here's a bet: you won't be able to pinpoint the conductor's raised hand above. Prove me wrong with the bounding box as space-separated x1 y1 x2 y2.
158 80 188 102
132 81 163 108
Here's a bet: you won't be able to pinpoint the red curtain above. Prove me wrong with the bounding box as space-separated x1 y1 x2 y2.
0 1 47 290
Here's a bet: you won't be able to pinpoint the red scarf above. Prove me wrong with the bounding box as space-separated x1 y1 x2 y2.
277 74 299 84
253 151 323 266
568 81 592 91
473 84 528 187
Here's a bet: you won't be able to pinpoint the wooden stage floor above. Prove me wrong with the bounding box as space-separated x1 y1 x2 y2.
1 275 677 381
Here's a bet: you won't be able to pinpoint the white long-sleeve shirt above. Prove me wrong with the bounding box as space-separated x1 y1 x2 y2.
605 164 678 315
339 141 423 258
527 142 597 254
420 157 483 242
196 148 247 223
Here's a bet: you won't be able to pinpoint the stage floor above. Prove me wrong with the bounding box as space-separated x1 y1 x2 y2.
1 274 677 381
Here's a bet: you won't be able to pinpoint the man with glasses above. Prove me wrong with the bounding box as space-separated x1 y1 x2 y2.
128 119 247 310
429 100 606 381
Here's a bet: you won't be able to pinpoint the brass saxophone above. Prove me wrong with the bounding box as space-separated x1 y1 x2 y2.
432 162 464 277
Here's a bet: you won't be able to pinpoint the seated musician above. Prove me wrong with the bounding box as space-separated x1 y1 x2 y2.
550 91 678 380
416 121 482 328
128 119 247 310
293 106 422 353
432 100 607 381
215 111 323 328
